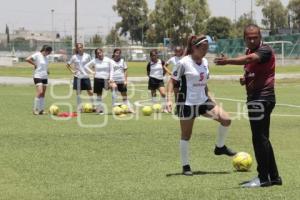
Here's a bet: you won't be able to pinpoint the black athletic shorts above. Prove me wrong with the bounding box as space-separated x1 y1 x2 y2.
116 82 127 93
177 98 216 119
73 77 92 91
34 78 48 85
148 77 164 90
94 78 109 94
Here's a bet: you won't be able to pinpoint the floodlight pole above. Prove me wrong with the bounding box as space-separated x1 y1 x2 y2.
74 0 78 47
234 0 237 23
251 0 253 21
51 9 55 52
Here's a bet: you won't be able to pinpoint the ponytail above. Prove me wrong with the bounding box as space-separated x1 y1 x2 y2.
184 35 208 56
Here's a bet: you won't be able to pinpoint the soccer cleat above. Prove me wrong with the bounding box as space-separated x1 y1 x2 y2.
182 165 193 176
214 145 237 157
96 109 104 115
271 176 283 186
241 177 271 188
127 108 135 114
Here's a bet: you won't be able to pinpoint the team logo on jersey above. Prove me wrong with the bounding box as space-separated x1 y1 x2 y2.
199 72 205 82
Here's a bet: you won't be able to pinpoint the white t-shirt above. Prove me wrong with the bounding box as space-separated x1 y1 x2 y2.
84 57 114 80
31 52 49 79
147 59 165 80
167 56 182 73
172 56 210 106
68 53 92 78
112 58 128 83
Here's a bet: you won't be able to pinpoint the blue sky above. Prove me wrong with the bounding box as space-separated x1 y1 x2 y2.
0 0 289 36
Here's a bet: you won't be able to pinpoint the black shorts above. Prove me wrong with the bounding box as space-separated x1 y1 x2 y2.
148 77 164 90
116 83 127 93
177 98 216 119
94 78 109 94
73 77 92 91
34 78 48 86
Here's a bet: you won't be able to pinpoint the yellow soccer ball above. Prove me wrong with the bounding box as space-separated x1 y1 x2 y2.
142 106 153 116
49 105 59 115
152 104 162 113
113 106 123 115
233 152 253 172
120 104 129 114
82 103 93 113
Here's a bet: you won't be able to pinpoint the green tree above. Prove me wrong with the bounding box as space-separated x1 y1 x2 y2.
256 0 288 35
206 17 232 40
147 0 210 45
231 13 256 38
113 0 148 44
106 28 121 46
90 34 103 47
288 0 300 29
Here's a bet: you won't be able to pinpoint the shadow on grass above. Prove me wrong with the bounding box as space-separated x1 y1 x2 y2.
166 170 231 177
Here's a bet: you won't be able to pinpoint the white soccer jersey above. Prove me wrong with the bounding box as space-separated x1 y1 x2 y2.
68 53 92 78
112 58 128 82
148 59 165 80
84 57 113 80
172 56 210 106
167 56 182 73
31 52 49 79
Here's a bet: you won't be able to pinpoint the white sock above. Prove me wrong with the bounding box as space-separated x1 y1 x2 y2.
76 95 82 110
90 96 95 107
40 97 45 111
96 96 103 111
216 125 229 148
161 96 167 109
152 96 158 104
33 97 40 111
180 140 189 166
112 89 117 106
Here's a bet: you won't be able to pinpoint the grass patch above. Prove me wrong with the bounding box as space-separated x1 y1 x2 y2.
0 80 299 199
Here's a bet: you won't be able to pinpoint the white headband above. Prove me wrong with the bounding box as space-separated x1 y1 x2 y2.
194 38 208 46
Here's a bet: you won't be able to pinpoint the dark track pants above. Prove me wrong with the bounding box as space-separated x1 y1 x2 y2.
247 101 279 182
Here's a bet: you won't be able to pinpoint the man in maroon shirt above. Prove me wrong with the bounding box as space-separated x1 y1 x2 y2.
214 24 282 188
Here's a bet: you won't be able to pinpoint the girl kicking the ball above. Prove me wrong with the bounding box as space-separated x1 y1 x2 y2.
84 48 114 114
26 45 52 115
167 35 237 176
147 49 171 113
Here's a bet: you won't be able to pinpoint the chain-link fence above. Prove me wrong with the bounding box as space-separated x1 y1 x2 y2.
216 34 300 65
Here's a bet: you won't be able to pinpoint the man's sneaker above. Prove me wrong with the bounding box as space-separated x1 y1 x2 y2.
271 176 282 186
39 110 47 115
241 177 271 188
33 110 39 115
214 145 237 157
182 165 193 176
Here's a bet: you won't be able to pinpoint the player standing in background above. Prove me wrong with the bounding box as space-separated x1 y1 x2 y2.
111 49 134 113
214 24 282 188
167 35 236 176
166 47 184 104
84 48 114 115
26 45 52 115
147 49 171 113
66 43 94 112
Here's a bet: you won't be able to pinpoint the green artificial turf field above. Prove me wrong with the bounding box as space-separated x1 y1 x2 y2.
0 62 299 79
0 79 299 199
